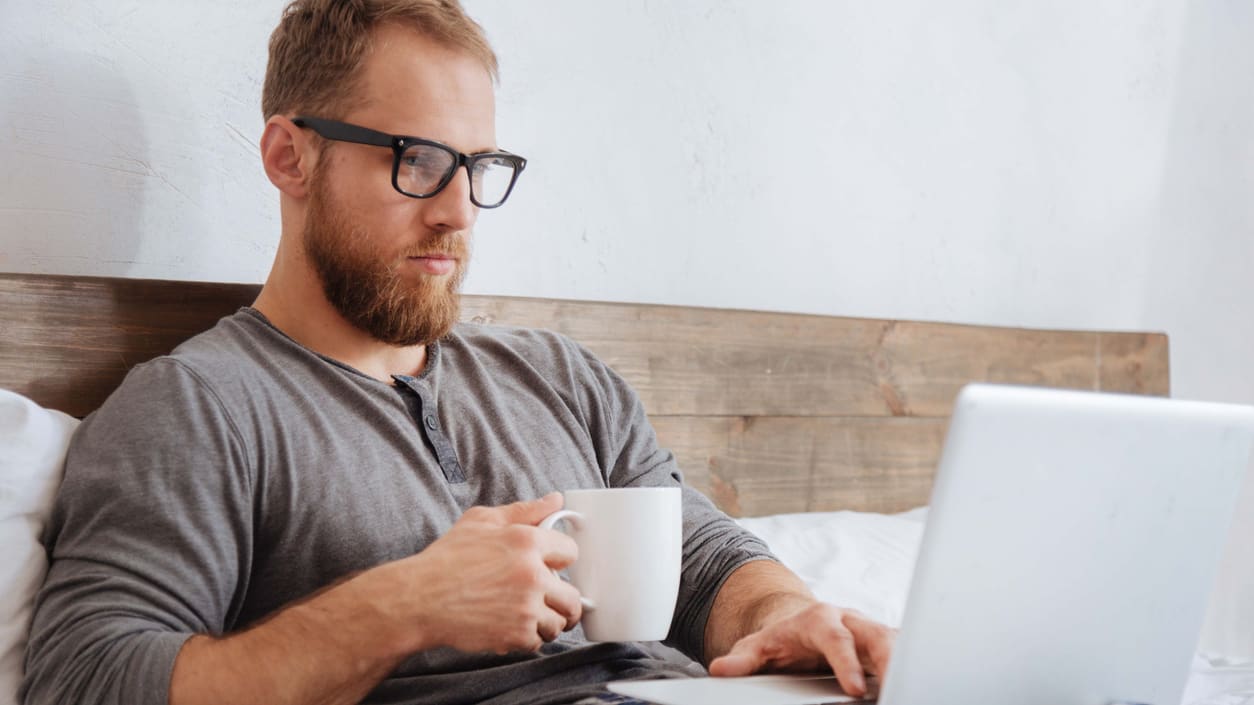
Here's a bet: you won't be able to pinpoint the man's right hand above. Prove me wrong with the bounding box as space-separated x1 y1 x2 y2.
170 493 581 705
375 492 584 654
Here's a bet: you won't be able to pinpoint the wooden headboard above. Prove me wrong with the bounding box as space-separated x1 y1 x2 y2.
0 272 1170 517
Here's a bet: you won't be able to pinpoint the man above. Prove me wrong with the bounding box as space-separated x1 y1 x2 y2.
20 2 894 704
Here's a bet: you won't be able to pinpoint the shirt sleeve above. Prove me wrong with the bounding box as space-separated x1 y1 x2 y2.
564 338 777 665
20 358 254 705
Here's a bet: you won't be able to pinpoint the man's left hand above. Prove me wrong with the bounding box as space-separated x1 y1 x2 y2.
707 602 895 698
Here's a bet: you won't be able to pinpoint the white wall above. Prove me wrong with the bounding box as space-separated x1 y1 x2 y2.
2 1 1253 656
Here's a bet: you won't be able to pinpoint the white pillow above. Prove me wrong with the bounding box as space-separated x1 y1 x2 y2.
0 390 79 705
737 507 927 628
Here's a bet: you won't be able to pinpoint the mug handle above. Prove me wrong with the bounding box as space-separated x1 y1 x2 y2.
538 509 597 611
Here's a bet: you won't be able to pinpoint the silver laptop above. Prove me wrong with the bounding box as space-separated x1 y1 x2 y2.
611 384 1254 705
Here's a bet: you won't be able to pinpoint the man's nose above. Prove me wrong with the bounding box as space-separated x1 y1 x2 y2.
422 166 478 233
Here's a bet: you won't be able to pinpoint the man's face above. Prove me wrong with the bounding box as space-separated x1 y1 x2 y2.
302 25 496 347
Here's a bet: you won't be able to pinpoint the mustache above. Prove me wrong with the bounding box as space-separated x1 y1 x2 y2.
400 235 470 260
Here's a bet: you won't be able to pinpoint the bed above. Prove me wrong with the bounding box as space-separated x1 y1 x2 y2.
2 272 1248 705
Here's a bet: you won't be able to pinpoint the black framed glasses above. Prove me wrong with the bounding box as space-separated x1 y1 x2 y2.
291 116 527 209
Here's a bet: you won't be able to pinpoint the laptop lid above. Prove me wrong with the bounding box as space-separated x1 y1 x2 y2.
879 384 1254 705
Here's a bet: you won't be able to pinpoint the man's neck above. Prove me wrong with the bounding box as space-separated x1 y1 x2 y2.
252 267 428 385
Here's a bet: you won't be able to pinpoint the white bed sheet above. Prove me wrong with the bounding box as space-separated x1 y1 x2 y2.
737 508 1254 705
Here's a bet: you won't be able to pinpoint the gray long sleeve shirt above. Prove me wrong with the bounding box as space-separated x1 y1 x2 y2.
21 308 773 705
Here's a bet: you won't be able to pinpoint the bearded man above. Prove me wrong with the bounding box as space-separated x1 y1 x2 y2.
20 2 894 705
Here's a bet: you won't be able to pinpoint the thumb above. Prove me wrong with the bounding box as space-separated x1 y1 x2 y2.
709 651 761 677
496 491 564 525
708 633 769 677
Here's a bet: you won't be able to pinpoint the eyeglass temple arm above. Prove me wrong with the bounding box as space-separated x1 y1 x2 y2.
291 116 394 148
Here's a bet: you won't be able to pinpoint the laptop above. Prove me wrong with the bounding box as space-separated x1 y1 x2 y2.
610 384 1254 705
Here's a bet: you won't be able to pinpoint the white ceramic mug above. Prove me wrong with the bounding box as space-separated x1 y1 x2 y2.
539 487 682 642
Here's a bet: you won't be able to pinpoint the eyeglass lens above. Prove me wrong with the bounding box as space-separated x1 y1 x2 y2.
397 144 516 206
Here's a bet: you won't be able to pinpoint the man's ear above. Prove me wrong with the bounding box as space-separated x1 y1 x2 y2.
260 115 316 199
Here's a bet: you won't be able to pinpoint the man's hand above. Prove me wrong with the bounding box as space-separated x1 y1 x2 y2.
703 561 895 699
170 494 581 705
384 492 584 654
708 602 895 697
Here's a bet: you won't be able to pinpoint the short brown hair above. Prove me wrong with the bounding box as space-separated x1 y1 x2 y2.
262 0 498 120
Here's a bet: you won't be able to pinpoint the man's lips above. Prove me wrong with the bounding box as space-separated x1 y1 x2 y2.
406 254 457 276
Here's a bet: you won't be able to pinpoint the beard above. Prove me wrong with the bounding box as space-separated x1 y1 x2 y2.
303 168 469 347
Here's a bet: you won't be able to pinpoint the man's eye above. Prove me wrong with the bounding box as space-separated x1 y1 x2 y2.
402 155 435 169
399 147 451 174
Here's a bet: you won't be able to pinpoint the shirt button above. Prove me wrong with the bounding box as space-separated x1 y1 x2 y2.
424 415 438 430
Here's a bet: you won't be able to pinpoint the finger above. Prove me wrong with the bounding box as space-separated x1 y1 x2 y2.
535 528 579 570
485 492 564 526
543 572 584 630
708 651 761 677
847 615 895 679
873 630 896 679
811 621 866 697
708 635 769 677
536 604 567 643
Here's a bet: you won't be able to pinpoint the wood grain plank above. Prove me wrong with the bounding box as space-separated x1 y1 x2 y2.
460 296 1170 416
652 416 946 517
1099 332 1171 396
0 274 258 417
